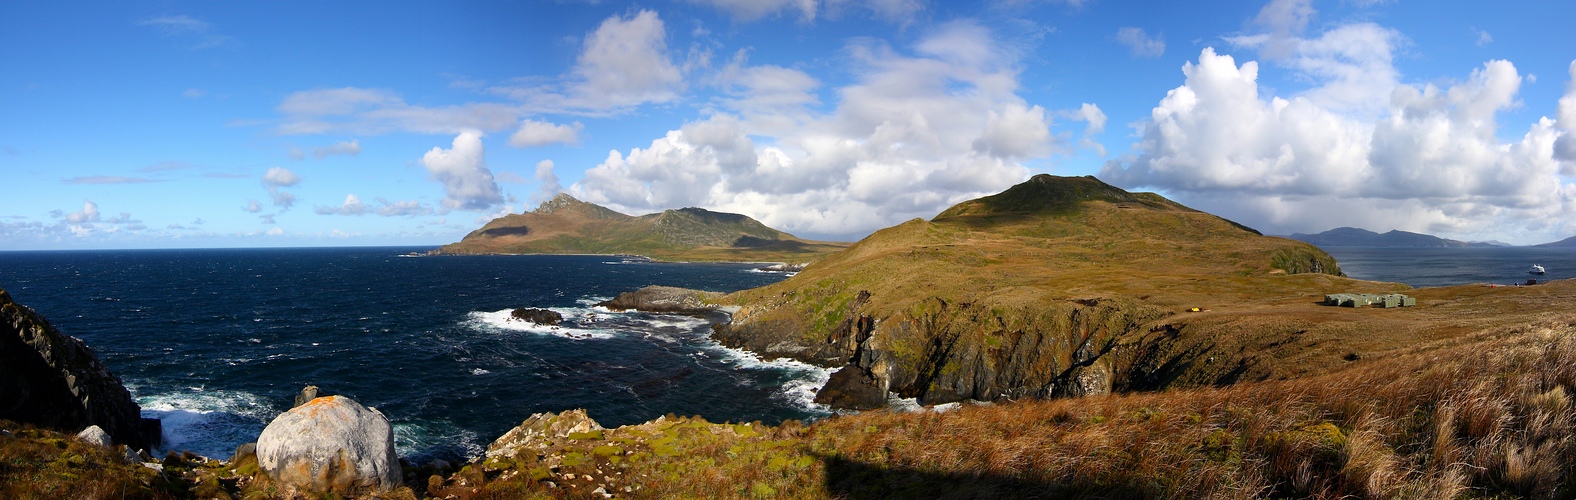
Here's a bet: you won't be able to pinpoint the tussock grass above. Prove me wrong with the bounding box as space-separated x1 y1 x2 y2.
406 314 1576 499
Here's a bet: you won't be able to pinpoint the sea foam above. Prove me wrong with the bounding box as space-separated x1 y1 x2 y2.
138 388 277 458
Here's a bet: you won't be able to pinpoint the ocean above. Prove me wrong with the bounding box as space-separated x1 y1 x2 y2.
0 248 827 463
1321 246 1576 288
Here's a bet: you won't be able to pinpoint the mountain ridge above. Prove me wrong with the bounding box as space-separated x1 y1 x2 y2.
435 194 847 262
1288 226 1498 248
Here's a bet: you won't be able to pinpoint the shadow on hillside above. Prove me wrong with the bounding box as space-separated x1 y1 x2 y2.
819 454 1152 499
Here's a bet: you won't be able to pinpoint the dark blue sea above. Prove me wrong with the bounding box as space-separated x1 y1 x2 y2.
1321 247 1576 288
0 248 825 463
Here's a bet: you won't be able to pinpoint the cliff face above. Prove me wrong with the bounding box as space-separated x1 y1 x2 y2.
715 175 1355 409
0 289 158 450
434 194 848 262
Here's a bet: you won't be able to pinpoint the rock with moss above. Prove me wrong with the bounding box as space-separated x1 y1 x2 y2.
597 286 722 315
255 395 401 497
0 289 160 450
486 409 605 462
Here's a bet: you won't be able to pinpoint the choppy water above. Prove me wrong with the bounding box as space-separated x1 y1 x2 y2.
0 248 826 462
1321 246 1576 288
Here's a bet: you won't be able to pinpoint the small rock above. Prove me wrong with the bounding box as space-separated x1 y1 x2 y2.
564 473 576 480
231 442 257 463
122 446 141 464
592 486 612 498
545 481 557 488
510 308 564 325
76 425 113 447
1 429 12 438
293 385 320 408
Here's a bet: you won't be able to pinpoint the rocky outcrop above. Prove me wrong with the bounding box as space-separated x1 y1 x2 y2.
717 293 1172 408
0 289 160 450
597 286 722 315
510 308 563 325
256 395 401 497
485 409 605 462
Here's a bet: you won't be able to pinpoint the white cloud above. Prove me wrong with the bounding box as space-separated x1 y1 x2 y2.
1474 28 1493 47
566 10 683 110
314 193 434 217
139 14 232 49
243 200 263 213
1555 61 1576 170
509 120 583 147
1115 27 1165 58
183 88 206 98
64 200 100 224
1100 43 1576 243
1250 0 1315 60
275 87 521 135
262 167 300 208
311 140 361 159
572 21 1056 238
420 130 504 211
688 0 817 21
534 160 563 203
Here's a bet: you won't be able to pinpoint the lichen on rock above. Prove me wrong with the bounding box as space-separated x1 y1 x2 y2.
255 395 401 497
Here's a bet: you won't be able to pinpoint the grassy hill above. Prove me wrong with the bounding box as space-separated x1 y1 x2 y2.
433 194 848 262
712 175 1395 409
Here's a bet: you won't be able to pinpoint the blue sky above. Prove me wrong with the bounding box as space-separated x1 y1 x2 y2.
3 0 1575 249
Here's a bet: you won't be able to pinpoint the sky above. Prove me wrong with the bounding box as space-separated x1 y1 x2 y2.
3 0 1576 249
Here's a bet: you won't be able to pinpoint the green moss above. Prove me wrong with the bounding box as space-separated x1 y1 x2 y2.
591 445 624 457
568 430 604 440
561 452 588 467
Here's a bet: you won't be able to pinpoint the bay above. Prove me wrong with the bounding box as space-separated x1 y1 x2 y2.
0 247 828 463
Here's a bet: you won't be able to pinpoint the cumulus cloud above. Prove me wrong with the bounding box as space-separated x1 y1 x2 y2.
243 200 263 213
1101 42 1576 243
262 167 300 209
62 200 101 224
509 120 583 147
1556 61 1576 169
1116 27 1165 58
311 140 361 159
566 10 683 110
534 160 563 203
420 131 504 211
314 194 434 217
571 21 1057 238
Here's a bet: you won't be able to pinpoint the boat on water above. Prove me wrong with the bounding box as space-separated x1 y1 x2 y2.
1529 264 1547 275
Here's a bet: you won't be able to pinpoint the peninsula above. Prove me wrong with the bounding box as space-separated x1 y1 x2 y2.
432 194 848 263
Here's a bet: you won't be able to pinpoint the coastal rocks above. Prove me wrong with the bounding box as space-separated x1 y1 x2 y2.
0 288 160 450
813 366 888 410
757 262 810 272
255 395 401 497
719 291 1170 410
76 425 112 447
597 286 721 315
486 409 604 461
510 308 564 325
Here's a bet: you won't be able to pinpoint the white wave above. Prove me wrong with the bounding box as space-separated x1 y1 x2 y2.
464 308 617 340
138 389 277 458
471 368 490 375
699 340 833 415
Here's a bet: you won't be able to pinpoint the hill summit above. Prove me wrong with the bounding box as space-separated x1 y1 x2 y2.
434 194 847 261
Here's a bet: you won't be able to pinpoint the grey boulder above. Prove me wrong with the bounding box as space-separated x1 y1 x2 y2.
255 395 401 496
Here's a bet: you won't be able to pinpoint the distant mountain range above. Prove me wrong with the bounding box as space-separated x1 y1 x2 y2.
1286 227 1502 248
1534 235 1576 248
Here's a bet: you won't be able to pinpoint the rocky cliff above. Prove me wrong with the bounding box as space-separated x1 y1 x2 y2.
0 288 159 450
711 175 1355 409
